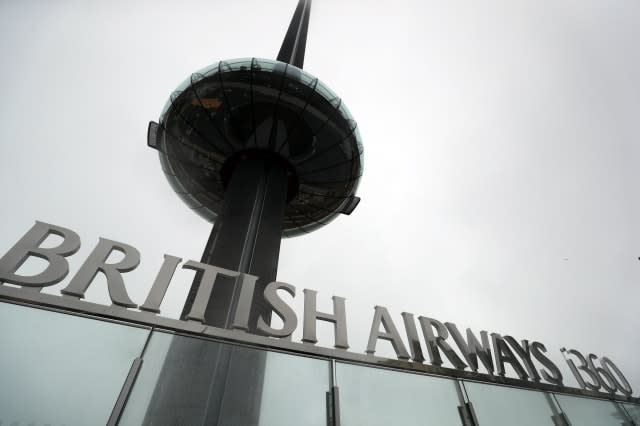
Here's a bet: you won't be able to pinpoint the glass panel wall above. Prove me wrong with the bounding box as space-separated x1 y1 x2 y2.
3 300 638 426
623 403 640 423
0 301 150 426
555 394 632 426
335 362 461 426
463 381 558 425
120 331 330 426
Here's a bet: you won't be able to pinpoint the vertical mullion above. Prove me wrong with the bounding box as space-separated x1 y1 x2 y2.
107 327 154 425
326 359 341 426
455 380 479 426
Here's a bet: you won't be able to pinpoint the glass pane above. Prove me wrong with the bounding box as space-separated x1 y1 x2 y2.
120 331 330 426
464 381 557 425
624 403 640 423
259 351 329 426
0 301 150 426
555 394 631 425
336 362 461 426
314 79 339 102
194 61 219 77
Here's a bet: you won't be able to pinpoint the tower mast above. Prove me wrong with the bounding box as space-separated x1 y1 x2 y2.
178 0 313 331
144 0 363 423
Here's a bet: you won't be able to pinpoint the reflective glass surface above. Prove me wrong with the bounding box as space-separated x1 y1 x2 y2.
0 302 150 425
624 403 640 423
463 381 557 425
555 394 632 425
120 331 330 426
336 362 461 426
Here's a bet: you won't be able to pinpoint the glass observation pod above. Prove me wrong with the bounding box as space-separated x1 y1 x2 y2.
2 299 639 426
148 58 364 237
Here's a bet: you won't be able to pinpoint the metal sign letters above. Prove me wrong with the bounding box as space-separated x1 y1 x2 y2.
0 221 634 398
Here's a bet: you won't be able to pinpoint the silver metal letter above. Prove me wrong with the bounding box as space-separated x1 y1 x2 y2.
401 312 425 362
61 238 140 308
256 281 297 338
180 260 245 323
445 323 494 374
366 306 410 360
302 289 349 349
0 221 81 287
231 274 259 331
491 333 528 380
418 316 467 369
561 348 601 391
587 353 617 393
139 254 182 313
531 342 563 385
504 336 540 382
601 356 633 397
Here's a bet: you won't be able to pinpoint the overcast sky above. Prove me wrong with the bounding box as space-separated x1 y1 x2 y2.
1 0 639 393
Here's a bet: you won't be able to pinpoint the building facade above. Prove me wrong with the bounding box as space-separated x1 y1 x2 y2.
1 283 638 426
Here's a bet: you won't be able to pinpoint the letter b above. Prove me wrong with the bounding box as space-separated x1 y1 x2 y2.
0 221 81 287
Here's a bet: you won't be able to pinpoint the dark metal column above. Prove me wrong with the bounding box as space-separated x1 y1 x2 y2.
143 156 289 425
181 154 289 330
142 1 314 422
277 0 312 68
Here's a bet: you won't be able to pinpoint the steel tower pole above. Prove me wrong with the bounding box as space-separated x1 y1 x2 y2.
180 155 289 329
142 3 313 424
180 0 312 330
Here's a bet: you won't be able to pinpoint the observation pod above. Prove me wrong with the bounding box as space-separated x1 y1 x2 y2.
148 58 363 237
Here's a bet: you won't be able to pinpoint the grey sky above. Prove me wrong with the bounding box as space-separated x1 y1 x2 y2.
1 0 639 392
